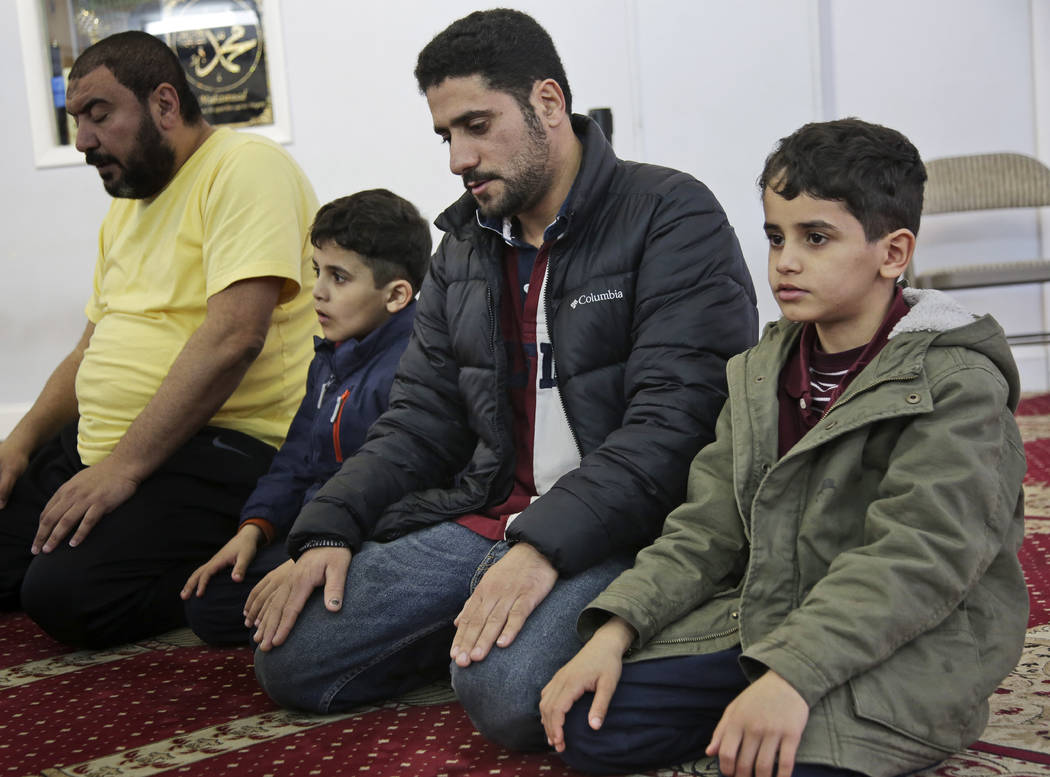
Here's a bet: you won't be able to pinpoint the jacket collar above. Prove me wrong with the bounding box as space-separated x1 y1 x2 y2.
783 287 909 401
313 300 416 380
434 113 618 245
889 287 975 337
760 287 1019 409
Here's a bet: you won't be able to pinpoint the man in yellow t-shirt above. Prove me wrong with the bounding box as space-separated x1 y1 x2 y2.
0 31 318 648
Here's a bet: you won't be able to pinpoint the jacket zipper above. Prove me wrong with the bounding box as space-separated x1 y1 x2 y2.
631 624 741 657
487 283 514 506
331 388 350 462
542 248 583 457
649 625 740 646
317 375 335 409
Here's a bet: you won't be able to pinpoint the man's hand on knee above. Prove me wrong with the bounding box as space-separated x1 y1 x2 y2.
451 542 557 667
33 461 139 553
252 547 351 651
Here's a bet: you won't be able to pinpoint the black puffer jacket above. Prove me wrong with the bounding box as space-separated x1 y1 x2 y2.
289 116 758 575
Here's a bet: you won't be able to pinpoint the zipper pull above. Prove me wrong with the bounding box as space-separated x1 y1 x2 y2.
330 389 349 423
317 376 335 409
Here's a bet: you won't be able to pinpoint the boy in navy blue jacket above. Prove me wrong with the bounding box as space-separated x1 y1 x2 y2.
181 189 431 645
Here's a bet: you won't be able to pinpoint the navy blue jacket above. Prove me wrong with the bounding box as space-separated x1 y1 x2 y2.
290 116 758 575
239 302 415 539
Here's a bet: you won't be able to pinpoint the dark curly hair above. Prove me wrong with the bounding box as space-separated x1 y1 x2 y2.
415 8 572 116
758 118 927 241
310 189 432 293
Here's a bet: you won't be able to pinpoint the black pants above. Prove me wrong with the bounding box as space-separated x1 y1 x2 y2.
184 540 290 646
0 422 274 648
560 647 883 776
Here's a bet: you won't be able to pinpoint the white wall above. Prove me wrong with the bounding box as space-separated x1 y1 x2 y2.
827 0 1048 388
2 0 1048 437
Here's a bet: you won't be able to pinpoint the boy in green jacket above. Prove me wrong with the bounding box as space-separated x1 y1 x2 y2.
539 118 1028 777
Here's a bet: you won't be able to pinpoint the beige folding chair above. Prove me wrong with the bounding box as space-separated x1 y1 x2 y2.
913 152 1050 345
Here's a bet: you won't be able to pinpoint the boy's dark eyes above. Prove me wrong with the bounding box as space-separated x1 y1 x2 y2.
766 232 828 248
311 264 320 277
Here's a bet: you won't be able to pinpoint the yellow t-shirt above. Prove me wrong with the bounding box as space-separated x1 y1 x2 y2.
76 128 320 465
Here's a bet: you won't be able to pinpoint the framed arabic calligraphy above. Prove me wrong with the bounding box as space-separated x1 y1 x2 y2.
16 0 291 168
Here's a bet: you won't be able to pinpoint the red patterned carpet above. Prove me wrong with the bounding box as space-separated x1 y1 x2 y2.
2 393 1049 777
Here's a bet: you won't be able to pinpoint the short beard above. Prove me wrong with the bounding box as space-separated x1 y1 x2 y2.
470 104 553 221
89 111 177 199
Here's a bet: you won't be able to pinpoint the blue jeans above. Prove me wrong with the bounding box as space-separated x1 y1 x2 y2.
253 521 630 751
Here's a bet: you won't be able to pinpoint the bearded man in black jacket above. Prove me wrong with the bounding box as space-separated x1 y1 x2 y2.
251 8 758 751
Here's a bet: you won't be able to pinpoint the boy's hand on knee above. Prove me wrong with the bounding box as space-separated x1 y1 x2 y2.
540 616 635 753
706 670 808 777
450 542 557 667
244 558 294 625
252 548 351 651
180 524 263 599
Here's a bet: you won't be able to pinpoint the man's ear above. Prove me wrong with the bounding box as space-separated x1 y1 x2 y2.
151 82 181 130
384 279 414 313
533 78 567 127
879 228 916 280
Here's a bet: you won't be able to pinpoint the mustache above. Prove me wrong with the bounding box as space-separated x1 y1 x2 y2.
462 170 499 186
85 150 119 168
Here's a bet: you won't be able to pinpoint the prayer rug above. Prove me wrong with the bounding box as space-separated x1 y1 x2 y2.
4 393 1050 777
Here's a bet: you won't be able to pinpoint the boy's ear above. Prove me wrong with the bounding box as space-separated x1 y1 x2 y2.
879 228 916 280
384 279 414 313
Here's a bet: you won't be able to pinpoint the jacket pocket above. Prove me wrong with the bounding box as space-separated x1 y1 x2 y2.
847 608 986 752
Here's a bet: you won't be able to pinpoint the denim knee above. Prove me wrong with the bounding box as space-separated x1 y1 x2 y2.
253 643 330 713
451 657 547 751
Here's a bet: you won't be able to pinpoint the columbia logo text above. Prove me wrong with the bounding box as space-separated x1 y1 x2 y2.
570 289 624 309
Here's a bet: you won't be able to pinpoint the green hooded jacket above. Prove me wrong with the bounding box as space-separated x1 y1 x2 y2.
580 288 1028 776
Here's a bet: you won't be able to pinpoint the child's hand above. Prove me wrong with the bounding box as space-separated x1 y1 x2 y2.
539 616 635 753
243 557 294 627
180 523 263 599
706 670 809 777
250 548 351 651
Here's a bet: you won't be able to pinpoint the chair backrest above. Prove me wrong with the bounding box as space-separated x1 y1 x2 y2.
923 152 1050 214
915 152 1050 345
